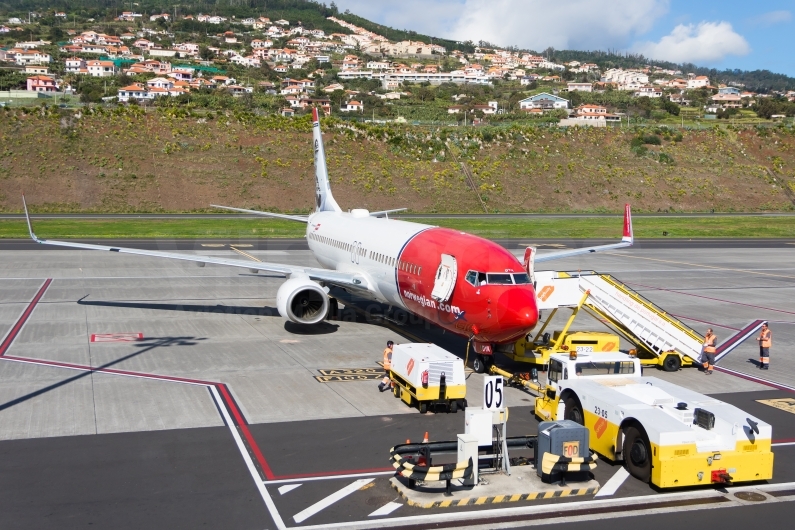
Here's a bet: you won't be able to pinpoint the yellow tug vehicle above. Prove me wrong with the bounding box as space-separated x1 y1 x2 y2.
530 351 773 488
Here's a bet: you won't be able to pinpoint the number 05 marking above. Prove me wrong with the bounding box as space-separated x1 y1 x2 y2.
484 376 504 410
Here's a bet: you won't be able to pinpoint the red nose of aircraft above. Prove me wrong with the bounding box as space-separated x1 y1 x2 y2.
491 288 539 342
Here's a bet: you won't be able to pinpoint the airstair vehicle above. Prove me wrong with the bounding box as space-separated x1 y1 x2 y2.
500 271 764 372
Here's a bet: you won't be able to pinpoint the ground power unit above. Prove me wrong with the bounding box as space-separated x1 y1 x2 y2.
390 343 466 413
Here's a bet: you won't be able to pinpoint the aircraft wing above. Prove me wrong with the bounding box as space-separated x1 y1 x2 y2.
22 198 365 289
534 204 634 263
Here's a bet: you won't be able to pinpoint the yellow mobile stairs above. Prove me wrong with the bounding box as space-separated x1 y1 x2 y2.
503 271 764 372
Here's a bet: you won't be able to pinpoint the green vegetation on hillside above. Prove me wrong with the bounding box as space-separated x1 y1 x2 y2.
2 105 795 214
542 50 795 93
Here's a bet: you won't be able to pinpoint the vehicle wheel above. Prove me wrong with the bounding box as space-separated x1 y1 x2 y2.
393 385 400 398
662 354 681 372
563 396 584 425
327 297 339 320
419 402 428 414
450 400 458 413
623 426 652 483
472 355 487 374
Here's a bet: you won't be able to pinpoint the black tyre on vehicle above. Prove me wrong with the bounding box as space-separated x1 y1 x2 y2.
662 354 681 372
393 385 400 398
623 425 652 482
419 402 428 414
450 400 458 413
563 396 584 425
472 355 487 374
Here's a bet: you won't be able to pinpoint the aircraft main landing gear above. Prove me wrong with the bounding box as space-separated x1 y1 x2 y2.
472 355 493 374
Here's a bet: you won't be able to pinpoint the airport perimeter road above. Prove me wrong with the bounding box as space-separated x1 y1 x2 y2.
0 245 793 528
1 237 794 251
2 212 795 219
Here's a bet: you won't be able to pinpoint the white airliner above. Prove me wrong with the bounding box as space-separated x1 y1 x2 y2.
23 108 633 370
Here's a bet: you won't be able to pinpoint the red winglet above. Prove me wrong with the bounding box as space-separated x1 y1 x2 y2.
311 107 319 123
622 203 633 242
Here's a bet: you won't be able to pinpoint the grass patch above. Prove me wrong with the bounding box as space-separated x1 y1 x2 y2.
0 219 306 239
422 216 795 239
2 215 795 239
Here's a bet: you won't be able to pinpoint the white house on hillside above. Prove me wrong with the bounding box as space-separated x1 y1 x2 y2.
519 92 569 110
566 82 593 92
340 100 363 112
687 75 710 89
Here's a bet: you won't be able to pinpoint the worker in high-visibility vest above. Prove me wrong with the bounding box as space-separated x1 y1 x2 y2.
702 328 717 375
378 340 394 392
757 322 772 370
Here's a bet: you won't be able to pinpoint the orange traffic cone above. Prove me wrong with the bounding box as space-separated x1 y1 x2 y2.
406 439 410 444
422 431 429 443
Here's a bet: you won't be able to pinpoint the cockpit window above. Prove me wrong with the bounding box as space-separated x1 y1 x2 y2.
467 271 528 286
487 273 513 285
513 273 531 284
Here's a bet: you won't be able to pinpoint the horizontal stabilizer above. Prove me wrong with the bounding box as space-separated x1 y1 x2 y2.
370 208 407 218
535 204 633 263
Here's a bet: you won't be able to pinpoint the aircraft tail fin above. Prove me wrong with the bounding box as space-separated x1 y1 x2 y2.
311 108 341 213
622 203 633 243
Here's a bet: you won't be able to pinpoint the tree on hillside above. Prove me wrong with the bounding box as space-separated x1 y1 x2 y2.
660 98 680 116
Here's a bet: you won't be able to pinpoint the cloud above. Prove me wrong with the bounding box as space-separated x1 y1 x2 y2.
333 0 669 51
748 10 791 28
331 0 464 38
634 21 750 64
452 0 669 50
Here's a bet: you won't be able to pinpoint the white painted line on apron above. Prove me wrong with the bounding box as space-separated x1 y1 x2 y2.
368 501 402 517
278 484 302 495
293 478 374 523
264 471 393 485
209 386 287 530
594 467 630 497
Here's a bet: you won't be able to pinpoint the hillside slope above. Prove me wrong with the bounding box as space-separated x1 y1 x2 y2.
1 107 794 213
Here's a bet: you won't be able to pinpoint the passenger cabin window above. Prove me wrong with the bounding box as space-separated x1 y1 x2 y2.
575 361 635 377
548 359 563 383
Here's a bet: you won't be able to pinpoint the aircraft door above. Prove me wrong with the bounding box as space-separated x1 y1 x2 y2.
523 246 536 286
431 254 457 302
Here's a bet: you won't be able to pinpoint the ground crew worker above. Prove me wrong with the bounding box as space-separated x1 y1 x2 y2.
702 328 717 375
378 340 394 392
757 322 771 370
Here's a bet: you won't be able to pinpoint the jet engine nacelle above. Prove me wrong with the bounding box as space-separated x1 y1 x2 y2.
276 276 329 325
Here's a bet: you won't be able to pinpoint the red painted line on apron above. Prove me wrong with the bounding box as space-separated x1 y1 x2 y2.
670 314 740 331
217 384 276 480
272 467 394 480
623 281 795 316
714 366 795 394
2 355 216 385
774 438 795 445
0 279 51 357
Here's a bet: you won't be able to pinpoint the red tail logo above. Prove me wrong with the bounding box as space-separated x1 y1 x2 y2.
623 204 633 241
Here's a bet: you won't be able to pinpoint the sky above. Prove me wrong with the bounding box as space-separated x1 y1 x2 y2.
331 0 795 77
